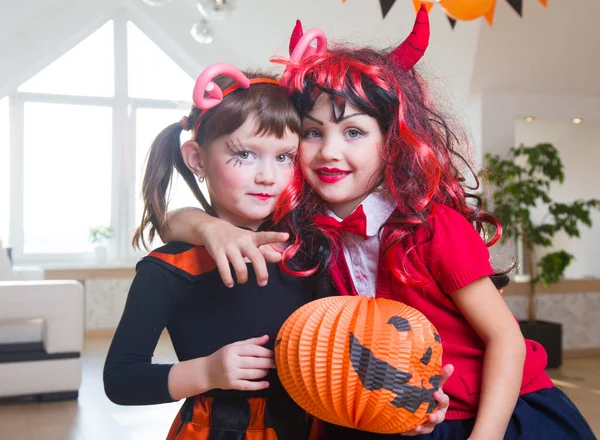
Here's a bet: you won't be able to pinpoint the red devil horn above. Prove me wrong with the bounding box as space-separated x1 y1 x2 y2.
389 3 430 71
289 20 304 56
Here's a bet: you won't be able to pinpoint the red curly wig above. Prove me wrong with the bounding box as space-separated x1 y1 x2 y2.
273 38 501 283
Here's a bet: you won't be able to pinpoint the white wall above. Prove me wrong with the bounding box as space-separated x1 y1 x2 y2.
515 119 600 278
479 93 600 278
481 92 600 157
471 0 600 96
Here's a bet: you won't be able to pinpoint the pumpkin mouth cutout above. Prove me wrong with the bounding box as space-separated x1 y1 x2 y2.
348 315 440 414
275 297 443 434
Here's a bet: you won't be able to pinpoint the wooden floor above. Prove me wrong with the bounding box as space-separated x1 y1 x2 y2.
1 334 598 439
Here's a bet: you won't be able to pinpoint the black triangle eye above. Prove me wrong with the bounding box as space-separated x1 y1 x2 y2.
387 316 411 332
420 347 433 365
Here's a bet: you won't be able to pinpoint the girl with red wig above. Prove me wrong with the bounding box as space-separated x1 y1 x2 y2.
161 7 595 440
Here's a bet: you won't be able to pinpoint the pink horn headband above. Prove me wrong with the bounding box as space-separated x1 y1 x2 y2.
289 27 327 63
287 4 429 72
188 63 279 133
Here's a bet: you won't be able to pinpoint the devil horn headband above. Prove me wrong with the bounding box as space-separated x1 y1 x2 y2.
192 63 279 110
189 63 278 133
288 3 430 70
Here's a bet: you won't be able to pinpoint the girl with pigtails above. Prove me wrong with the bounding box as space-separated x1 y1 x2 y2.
162 5 596 440
102 60 451 439
103 65 317 440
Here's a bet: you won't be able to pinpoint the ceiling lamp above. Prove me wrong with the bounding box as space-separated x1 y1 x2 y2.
191 20 214 44
197 0 236 20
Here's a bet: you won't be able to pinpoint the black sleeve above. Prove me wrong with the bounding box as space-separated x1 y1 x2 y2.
103 261 189 405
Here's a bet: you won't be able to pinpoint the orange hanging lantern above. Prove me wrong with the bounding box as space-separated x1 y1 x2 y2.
275 296 442 434
438 0 495 21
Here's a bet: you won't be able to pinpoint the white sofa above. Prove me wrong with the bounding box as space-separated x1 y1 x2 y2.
0 280 84 401
0 241 84 401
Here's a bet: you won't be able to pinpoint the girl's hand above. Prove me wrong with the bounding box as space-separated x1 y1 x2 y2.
203 335 275 391
162 207 289 287
202 220 289 287
401 364 454 436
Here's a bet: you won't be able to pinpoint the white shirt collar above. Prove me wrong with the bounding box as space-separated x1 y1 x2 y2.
325 189 397 237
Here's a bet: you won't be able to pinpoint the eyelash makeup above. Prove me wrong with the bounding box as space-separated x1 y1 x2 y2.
225 140 297 168
225 139 247 168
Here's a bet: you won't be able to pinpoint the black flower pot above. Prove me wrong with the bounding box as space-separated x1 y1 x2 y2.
519 320 562 369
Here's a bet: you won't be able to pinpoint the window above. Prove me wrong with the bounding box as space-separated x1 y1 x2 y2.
127 22 194 101
135 108 206 229
129 21 202 251
23 102 112 253
0 97 8 244
18 21 115 97
7 15 198 264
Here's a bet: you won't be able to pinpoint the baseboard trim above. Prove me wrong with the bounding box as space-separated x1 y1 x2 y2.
563 348 600 359
85 328 116 338
85 328 173 343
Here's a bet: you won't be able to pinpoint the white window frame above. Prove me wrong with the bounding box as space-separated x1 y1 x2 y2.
6 7 198 266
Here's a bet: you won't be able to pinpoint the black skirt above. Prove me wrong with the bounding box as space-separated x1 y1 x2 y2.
322 387 597 440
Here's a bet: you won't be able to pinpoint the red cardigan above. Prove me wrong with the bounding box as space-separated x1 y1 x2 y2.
328 204 554 420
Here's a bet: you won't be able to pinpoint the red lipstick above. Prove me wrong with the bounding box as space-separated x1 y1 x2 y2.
315 167 351 183
249 193 274 201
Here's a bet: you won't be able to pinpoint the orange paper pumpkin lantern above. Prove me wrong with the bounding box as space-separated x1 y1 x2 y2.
275 296 442 434
439 0 495 21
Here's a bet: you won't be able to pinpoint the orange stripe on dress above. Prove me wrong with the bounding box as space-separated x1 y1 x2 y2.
165 411 181 440
150 246 217 276
167 396 282 439
308 419 326 440
246 398 278 440
167 397 212 440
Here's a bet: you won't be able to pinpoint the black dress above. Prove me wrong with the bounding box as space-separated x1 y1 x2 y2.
103 242 320 440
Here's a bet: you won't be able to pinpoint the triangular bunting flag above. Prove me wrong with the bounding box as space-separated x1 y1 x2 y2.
484 0 497 26
447 15 457 29
539 0 548 6
506 0 523 16
379 0 397 19
412 1 434 14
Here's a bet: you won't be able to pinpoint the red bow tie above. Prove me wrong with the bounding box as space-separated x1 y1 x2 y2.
314 205 369 239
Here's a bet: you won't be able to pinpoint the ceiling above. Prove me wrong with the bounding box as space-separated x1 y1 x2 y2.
2 0 599 100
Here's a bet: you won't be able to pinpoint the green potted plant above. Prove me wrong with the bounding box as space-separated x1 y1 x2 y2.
89 226 114 264
481 143 600 368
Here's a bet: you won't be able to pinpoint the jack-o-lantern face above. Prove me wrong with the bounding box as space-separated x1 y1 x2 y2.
275 296 442 434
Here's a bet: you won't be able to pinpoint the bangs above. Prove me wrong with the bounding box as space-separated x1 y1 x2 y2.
247 84 302 138
195 73 301 146
283 49 400 131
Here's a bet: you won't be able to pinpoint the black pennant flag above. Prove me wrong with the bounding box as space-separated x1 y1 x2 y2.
506 0 523 16
447 15 457 29
379 0 397 19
